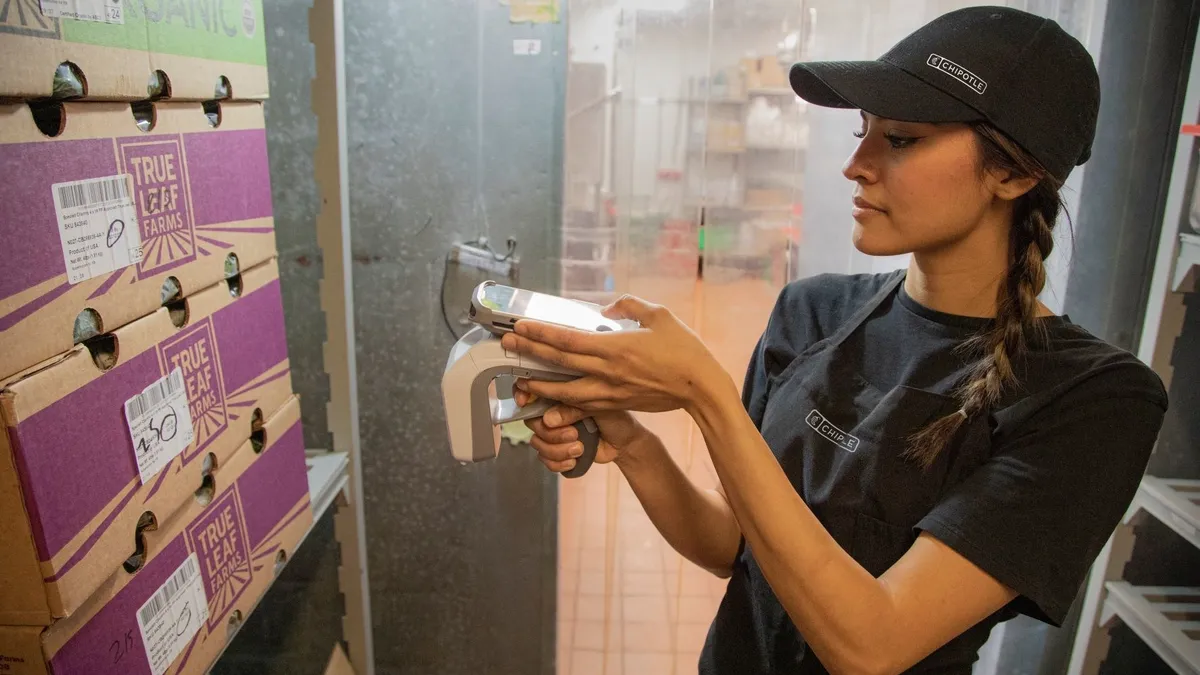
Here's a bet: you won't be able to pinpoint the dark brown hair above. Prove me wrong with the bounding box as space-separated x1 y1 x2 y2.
903 123 1064 469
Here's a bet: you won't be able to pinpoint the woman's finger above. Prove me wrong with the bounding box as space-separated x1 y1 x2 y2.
542 404 586 429
542 457 578 474
517 376 621 410
531 433 585 464
500 332 609 374
510 320 613 357
526 416 579 444
602 294 663 326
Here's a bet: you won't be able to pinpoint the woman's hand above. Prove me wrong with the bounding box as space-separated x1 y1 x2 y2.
499 295 729 416
513 388 648 473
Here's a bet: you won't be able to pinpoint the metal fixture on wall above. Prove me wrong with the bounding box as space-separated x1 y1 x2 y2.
443 237 520 339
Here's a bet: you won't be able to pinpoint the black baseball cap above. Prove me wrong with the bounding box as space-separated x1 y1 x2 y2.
789 6 1099 183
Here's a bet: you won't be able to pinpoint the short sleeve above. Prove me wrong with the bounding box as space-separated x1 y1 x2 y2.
742 332 771 429
915 369 1167 625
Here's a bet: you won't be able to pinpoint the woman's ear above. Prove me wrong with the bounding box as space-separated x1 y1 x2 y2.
989 170 1039 202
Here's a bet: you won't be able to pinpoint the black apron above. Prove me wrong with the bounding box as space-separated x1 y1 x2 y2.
699 270 1002 674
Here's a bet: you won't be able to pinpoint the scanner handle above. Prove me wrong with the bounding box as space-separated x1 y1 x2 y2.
561 417 600 478
492 396 556 425
493 394 600 479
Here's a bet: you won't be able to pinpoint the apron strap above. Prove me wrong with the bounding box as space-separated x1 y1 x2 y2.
825 268 906 347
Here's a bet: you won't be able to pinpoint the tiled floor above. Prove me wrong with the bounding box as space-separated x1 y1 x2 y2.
557 272 779 675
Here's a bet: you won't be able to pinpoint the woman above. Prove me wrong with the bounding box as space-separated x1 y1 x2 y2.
506 7 1168 674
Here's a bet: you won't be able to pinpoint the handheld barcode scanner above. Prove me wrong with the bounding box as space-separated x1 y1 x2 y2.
442 281 640 478
442 326 600 478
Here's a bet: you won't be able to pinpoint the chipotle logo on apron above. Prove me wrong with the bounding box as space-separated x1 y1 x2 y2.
806 410 861 453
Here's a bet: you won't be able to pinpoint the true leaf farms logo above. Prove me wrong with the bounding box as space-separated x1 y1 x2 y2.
158 319 227 461
118 137 196 277
186 488 251 628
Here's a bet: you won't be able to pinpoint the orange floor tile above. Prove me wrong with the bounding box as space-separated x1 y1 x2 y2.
557 272 777 675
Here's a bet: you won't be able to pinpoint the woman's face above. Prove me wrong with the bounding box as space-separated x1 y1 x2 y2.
842 113 998 257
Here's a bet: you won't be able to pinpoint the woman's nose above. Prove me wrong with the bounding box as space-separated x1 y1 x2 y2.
842 142 878 184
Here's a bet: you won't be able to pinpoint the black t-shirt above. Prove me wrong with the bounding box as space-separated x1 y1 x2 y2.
702 271 1168 674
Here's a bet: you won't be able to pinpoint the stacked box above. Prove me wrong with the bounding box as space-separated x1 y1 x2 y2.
0 396 314 675
0 259 293 625
0 1 268 101
1 9 312 675
0 100 278 381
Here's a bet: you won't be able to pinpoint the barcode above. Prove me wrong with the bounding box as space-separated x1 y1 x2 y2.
127 370 185 421
57 176 130 210
139 556 199 625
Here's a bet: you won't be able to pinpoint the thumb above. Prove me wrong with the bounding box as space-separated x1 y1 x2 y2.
602 294 660 325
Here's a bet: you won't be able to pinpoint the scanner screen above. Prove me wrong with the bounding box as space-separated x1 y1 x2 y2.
522 293 623 332
484 283 624 332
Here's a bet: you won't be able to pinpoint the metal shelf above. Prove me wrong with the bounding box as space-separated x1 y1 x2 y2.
1136 476 1200 550
1175 233 1200 291
1100 583 1200 675
306 451 351 525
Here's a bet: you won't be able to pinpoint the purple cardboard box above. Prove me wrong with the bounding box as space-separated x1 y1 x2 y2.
0 100 277 380
0 396 313 675
0 259 292 625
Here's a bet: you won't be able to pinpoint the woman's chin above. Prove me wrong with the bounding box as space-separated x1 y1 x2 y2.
852 225 907 257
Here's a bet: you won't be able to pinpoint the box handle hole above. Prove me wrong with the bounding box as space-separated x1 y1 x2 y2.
84 333 119 372
202 100 222 128
225 253 243 297
132 101 156 132
53 61 86 99
251 408 266 453
161 277 189 328
194 452 217 505
122 511 158 574
73 308 103 344
226 610 244 644
29 100 65 137
147 70 172 100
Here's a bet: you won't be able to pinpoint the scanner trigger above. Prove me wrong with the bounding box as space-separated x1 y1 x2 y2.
561 418 600 479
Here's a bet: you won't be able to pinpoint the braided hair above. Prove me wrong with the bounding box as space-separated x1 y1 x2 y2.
903 123 1065 469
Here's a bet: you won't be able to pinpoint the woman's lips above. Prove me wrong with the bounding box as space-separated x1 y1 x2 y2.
852 195 885 218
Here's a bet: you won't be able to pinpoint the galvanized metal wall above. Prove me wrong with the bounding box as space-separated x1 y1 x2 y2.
219 1 569 674
344 1 565 673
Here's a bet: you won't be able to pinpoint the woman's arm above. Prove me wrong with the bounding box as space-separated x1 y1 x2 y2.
501 301 1014 674
615 426 742 577
687 373 1016 675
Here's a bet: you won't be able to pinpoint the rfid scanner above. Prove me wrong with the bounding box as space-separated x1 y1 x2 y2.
442 281 639 479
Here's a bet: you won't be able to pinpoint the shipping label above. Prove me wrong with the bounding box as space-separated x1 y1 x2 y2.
52 174 142 284
125 368 196 484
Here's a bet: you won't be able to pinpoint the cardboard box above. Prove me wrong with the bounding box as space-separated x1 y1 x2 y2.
0 100 277 380
745 188 793 208
705 120 745 152
0 1 267 100
0 259 293 625
0 395 313 675
742 56 789 91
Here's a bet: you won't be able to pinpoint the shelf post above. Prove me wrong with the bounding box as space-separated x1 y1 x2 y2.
309 0 375 671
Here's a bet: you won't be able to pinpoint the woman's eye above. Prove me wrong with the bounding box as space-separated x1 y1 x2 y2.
884 133 918 149
852 129 866 139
